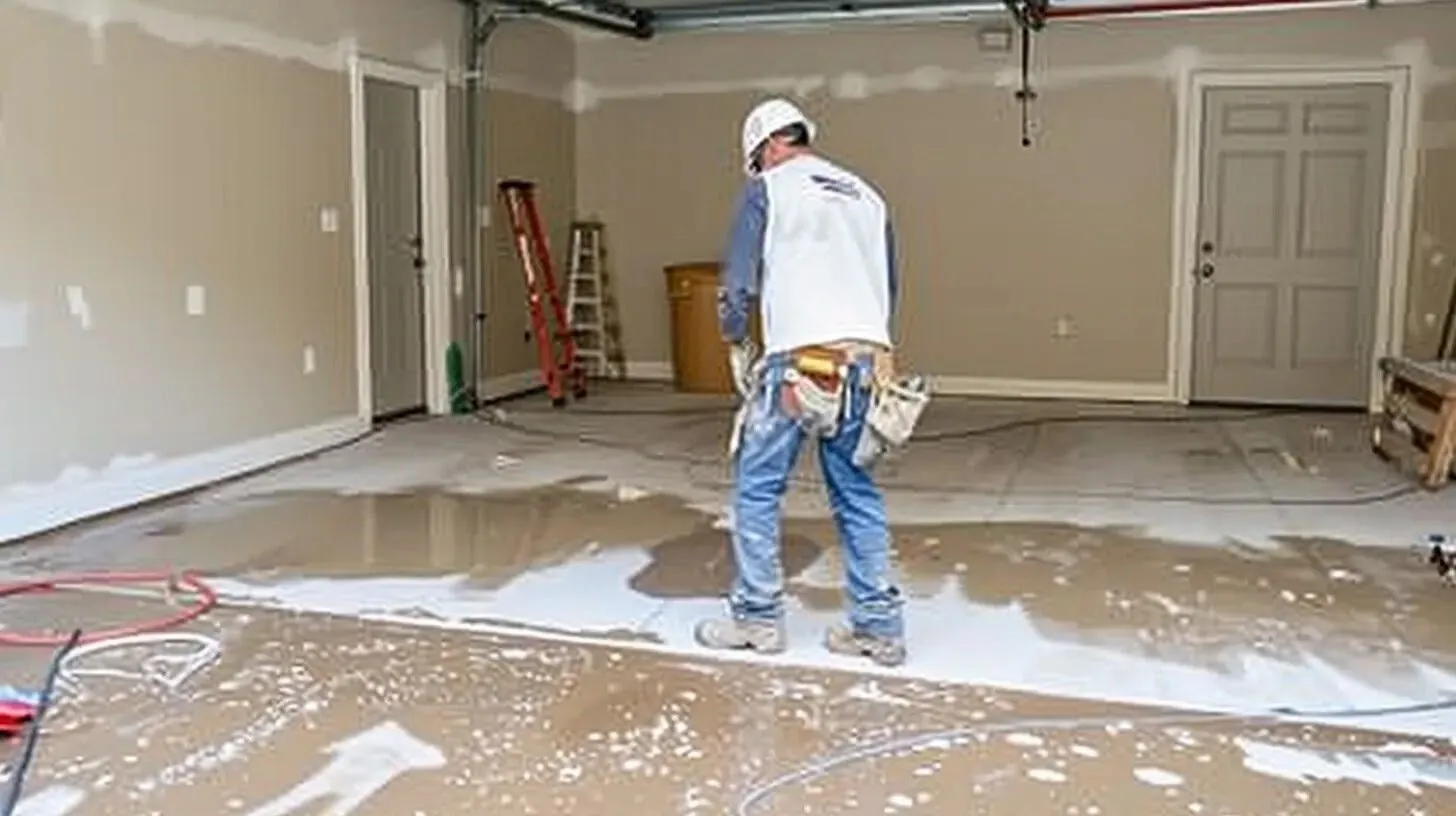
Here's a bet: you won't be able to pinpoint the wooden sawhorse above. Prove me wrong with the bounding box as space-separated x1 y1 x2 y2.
1372 356 1456 490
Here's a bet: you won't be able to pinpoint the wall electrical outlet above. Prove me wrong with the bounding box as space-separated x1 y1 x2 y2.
1054 315 1075 339
303 345 317 374
185 285 206 316
976 25 1013 53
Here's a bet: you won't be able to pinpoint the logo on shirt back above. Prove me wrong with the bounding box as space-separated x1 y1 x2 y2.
809 173 862 200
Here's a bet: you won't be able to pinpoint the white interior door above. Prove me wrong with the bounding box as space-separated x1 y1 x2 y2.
365 76 426 418
1191 84 1389 407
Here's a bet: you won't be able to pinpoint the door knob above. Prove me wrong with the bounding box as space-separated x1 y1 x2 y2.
1196 262 1215 280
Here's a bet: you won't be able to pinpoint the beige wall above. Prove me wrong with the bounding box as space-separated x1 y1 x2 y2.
576 5 1456 385
0 0 574 497
1411 82 1456 359
478 25 578 388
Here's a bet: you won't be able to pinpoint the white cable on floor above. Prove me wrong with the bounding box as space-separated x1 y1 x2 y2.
56 632 221 697
735 693 1456 814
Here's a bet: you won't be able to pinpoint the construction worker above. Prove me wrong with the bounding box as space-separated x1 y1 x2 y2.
694 97 907 668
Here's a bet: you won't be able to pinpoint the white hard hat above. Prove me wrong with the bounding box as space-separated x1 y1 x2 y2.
740 97 816 174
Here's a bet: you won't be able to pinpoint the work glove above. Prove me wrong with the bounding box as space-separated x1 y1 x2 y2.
729 339 758 399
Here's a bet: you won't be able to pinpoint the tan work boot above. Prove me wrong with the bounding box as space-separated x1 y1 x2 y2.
825 624 906 667
694 617 787 654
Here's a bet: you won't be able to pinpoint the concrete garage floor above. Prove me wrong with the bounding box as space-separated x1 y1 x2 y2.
3 383 1456 814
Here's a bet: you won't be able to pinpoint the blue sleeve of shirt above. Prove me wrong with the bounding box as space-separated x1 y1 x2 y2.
717 177 768 343
885 214 900 336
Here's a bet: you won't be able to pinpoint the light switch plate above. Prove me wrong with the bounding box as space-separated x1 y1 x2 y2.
320 207 340 233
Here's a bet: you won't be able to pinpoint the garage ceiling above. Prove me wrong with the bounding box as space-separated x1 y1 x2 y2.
478 0 1449 38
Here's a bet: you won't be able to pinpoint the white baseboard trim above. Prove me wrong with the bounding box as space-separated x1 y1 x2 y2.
479 362 674 400
932 376 1173 403
493 360 1170 403
0 415 370 543
477 370 543 402
625 360 673 381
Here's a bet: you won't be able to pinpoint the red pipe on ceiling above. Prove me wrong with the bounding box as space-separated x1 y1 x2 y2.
1043 0 1356 19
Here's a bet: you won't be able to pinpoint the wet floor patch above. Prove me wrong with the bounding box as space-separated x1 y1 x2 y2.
12 607 1456 815
8 487 1456 754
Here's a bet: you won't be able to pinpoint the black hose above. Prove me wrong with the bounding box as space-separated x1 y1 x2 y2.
477 406 1420 507
0 629 82 815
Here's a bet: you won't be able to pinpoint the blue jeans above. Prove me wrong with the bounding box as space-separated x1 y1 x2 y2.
728 352 905 640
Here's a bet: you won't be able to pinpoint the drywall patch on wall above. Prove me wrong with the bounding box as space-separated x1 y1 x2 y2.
573 38 1450 109
992 52 1190 92
487 70 579 108
1386 38 1449 90
571 53 1184 110
564 78 598 113
830 71 871 99
11 0 358 72
411 41 448 73
0 301 30 349
571 73 827 112
63 285 92 330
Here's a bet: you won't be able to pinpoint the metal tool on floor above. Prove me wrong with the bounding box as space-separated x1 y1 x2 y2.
498 179 587 407
565 219 627 380
1427 534 1455 585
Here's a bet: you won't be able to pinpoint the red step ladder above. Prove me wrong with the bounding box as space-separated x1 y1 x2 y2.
498 179 587 407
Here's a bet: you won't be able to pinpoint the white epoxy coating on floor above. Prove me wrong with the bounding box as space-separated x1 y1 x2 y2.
1237 737 1456 792
207 558 1456 745
7 385 1456 769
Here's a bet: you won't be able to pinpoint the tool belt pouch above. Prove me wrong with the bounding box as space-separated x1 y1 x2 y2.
853 374 931 468
783 347 849 437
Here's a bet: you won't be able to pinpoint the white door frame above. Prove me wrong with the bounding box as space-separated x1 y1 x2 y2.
1167 63 1420 411
348 53 453 420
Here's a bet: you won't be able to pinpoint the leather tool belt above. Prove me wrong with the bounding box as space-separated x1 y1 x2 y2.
783 345 855 437
791 346 850 390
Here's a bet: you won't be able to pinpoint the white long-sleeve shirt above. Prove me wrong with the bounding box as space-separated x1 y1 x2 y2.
717 153 898 355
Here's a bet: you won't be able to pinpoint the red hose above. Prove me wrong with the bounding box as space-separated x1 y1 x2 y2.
0 571 218 647
1044 0 1336 18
